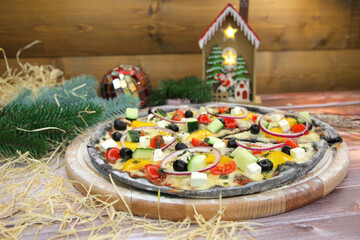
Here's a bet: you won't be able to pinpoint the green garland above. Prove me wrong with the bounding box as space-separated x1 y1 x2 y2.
151 76 212 106
0 75 140 158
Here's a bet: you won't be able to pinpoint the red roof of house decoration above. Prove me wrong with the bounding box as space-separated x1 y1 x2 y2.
198 3 260 49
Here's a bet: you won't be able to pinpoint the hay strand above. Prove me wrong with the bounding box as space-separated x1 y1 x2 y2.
0 44 260 239
0 40 63 103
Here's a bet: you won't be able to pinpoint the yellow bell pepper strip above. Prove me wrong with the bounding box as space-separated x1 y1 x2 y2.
264 127 284 141
265 151 293 169
122 159 153 171
286 117 297 128
206 154 233 164
186 129 214 141
123 141 139 150
131 120 156 128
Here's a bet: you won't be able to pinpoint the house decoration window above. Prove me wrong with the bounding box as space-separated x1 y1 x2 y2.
222 47 237 69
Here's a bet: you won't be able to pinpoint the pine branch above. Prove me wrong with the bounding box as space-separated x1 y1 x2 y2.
151 76 211 106
0 74 141 158
0 101 104 158
0 134 49 158
11 75 99 106
89 94 140 121
35 75 99 105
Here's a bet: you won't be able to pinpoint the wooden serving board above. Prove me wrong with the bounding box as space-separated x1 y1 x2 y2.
65 133 349 221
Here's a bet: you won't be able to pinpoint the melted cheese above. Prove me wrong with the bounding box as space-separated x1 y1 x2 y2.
96 110 322 191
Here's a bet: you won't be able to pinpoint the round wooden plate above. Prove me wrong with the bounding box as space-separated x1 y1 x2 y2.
65 131 349 221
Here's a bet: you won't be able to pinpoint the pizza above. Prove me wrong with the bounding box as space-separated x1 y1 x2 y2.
87 104 342 198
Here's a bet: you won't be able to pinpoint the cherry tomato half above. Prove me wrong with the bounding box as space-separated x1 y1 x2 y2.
252 114 258 124
218 107 230 114
236 176 252 185
251 150 262 155
172 109 185 121
150 135 165 149
224 118 237 129
191 138 210 147
198 114 211 124
145 164 161 180
105 147 120 164
210 160 236 175
279 139 298 148
291 124 309 135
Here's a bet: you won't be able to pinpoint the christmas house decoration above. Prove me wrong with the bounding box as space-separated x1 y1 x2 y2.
199 3 261 104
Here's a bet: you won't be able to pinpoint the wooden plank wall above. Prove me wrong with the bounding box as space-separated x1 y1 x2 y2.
0 0 359 93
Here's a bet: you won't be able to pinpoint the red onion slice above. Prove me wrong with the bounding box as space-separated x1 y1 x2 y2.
235 141 286 151
259 112 310 138
160 147 221 176
151 106 200 124
119 126 176 151
205 104 248 119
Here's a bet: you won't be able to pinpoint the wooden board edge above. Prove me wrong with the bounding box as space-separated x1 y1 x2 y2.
317 142 350 196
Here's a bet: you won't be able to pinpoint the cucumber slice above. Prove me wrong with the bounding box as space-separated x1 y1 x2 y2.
126 108 139 120
128 130 142 142
186 118 199 133
233 148 259 171
204 136 222 145
132 148 154 159
187 155 206 171
297 111 312 124
155 109 167 118
206 119 224 134
229 146 241 158
256 118 269 129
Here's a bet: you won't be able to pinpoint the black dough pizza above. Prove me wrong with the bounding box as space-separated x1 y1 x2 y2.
87 104 342 198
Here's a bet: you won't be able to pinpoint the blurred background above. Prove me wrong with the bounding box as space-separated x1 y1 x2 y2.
0 0 359 94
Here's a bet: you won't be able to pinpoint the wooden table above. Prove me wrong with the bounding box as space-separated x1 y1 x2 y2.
251 90 360 239
4 90 360 239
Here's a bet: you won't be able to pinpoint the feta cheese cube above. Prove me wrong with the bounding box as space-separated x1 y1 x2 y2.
270 114 282 122
231 106 242 115
278 119 290 132
213 141 226 155
190 172 208 187
199 106 207 114
237 119 252 129
100 139 118 152
245 162 261 176
163 135 174 145
139 136 150 148
177 132 190 142
179 151 192 163
153 149 165 162
290 147 306 159
147 113 155 122
157 120 169 128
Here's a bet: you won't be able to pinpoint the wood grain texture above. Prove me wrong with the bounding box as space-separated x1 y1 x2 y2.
255 49 360 93
261 90 360 107
0 0 359 58
1 50 359 92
